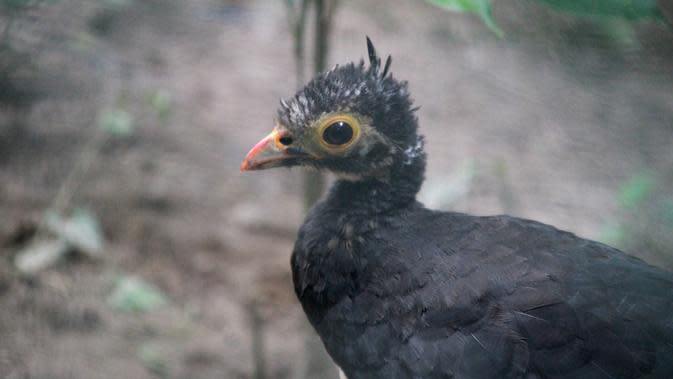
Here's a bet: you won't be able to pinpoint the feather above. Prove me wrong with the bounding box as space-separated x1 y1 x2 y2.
366 36 380 72
382 55 392 78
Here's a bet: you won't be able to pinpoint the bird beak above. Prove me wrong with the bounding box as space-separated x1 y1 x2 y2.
240 128 298 172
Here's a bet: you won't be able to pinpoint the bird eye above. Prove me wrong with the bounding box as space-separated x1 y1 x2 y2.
322 121 354 146
279 136 293 146
317 114 361 151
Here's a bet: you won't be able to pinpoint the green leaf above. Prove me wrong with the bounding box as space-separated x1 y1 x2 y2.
45 208 104 257
108 276 167 312
618 172 655 209
427 0 504 37
537 0 663 21
14 238 69 275
98 109 134 136
599 19 638 46
148 90 172 123
138 343 168 376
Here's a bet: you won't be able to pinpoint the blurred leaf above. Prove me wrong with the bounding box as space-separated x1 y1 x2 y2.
138 343 168 377
45 208 104 257
13 209 104 274
427 0 504 37
618 172 655 209
14 238 69 275
2 0 31 7
1 0 58 11
98 109 134 136
108 276 167 312
599 221 626 246
599 19 638 45
1 0 37 10
538 0 664 21
148 90 172 123
70 32 98 53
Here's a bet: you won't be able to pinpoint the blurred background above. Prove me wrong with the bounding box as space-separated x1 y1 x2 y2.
1 0 672 378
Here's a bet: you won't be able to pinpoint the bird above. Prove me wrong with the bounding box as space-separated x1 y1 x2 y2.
240 38 673 379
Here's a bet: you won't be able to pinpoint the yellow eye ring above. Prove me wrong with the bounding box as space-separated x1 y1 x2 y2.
317 114 361 151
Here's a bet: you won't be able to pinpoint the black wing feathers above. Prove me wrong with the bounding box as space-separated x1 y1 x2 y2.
293 208 673 378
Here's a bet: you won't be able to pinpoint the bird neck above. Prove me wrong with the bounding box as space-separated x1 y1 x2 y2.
325 150 426 215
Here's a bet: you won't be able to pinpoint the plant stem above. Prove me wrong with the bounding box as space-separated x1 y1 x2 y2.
247 301 267 379
35 125 108 239
285 0 310 87
302 0 338 211
314 0 337 73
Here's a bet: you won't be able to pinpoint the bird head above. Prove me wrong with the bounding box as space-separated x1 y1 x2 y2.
241 37 423 181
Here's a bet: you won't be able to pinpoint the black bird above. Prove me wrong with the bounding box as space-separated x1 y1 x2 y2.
241 38 673 379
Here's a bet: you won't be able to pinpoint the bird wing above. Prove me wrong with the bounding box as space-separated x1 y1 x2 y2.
340 211 673 379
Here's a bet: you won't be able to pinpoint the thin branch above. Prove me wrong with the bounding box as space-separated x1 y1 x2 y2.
303 0 339 210
46 130 107 217
295 0 310 86
285 0 310 87
247 301 267 379
313 0 331 73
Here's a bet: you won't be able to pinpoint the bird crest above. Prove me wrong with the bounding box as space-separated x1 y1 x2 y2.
366 36 392 79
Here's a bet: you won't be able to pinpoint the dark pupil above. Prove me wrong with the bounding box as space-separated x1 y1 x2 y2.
323 121 353 145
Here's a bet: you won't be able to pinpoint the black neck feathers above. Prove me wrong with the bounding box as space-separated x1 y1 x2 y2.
325 141 426 216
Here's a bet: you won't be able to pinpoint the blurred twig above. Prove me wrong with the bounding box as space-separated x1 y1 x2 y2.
34 49 129 242
283 3 340 379
284 0 309 87
246 301 267 379
314 0 338 74
301 0 338 211
284 0 339 212
45 130 106 219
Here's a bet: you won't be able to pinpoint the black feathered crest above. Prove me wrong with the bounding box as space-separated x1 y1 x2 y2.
366 36 392 79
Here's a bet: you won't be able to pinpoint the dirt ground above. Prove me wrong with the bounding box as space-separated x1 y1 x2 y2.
1 1 672 378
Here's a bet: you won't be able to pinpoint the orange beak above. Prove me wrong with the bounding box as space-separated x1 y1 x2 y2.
240 129 299 172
